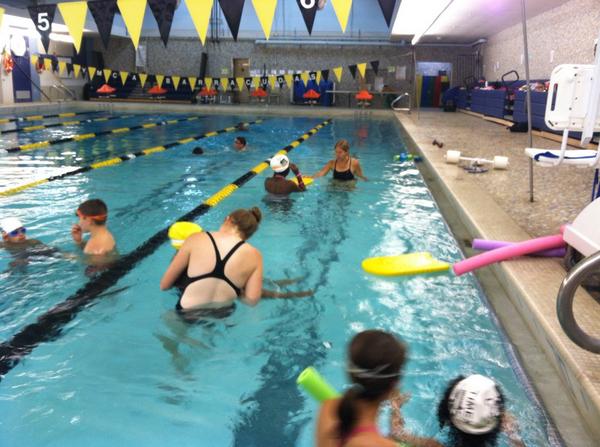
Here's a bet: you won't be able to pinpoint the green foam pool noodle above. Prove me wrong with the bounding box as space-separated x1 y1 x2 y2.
297 367 340 402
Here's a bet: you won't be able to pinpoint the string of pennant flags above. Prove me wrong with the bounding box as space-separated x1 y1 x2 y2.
21 0 398 54
31 53 391 92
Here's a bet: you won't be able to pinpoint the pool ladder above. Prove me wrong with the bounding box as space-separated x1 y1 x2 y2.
391 93 411 112
556 250 600 353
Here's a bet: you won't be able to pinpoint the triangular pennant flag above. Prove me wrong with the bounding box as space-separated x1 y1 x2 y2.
73 64 81 78
0 8 4 31
251 0 277 40
333 66 343 82
218 0 245 41
321 69 329 81
300 71 309 84
331 0 352 33
309 71 317 82
244 77 252 90
276 75 285 88
148 0 177 47
180 77 188 89
296 0 318 35
117 0 147 50
220 77 228 91
260 76 269 89
269 76 276 90
58 61 67 75
205 77 212 89
357 62 367 78
236 77 244 91
370 60 379 75
57 1 88 53
44 58 53 72
284 74 293 87
139 72 148 87
189 76 197 89
212 78 221 91
29 55 36 66
120 71 129 85
251 76 259 88
348 64 357 79
377 0 397 27
316 71 321 83
155 74 165 87
227 77 235 90
292 73 302 83
28 5 57 53
88 66 97 80
172 75 180 90
185 0 213 46
103 69 112 82
88 0 117 50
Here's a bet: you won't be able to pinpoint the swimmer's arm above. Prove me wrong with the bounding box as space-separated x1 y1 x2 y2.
502 413 526 447
312 160 333 179
240 251 263 306
290 163 306 191
160 241 191 290
353 159 368 181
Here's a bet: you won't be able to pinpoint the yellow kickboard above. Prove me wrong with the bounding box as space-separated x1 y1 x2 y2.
291 176 314 186
361 252 449 276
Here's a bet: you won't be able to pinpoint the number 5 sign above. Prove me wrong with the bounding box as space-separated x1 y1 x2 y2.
28 5 57 53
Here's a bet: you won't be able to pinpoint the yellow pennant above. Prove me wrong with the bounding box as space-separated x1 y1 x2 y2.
0 8 4 30
103 69 112 82
73 64 81 78
252 77 260 88
120 71 129 85
316 71 322 84
88 66 97 79
205 77 212 89
333 66 343 82
331 0 353 33
172 75 180 90
300 71 309 84
185 0 213 45
189 76 197 88
251 0 277 40
357 62 367 78
57 1 88 53
44 58 52 71
29 55 37 65
139 73 148 87
269 76 276 90
220 77 228 91
58 61 67 75
284 74 293 87
155 74 164 88
117 0 146 50
236 77 244 91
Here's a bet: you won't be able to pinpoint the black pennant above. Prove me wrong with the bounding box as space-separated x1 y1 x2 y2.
296 0 318 35
244 77 252 90
348 64 357 79
148 0 177 47
377 0 397 27
66 63 73 75
370 61 380 75
218 0 245 41
293 73 302 82
321 69 329 81
260 76 269 88
309 71 317 81
89 0 117 50
277 75 285 87
229 77 236 89
28 5 57 53
212 78 221 91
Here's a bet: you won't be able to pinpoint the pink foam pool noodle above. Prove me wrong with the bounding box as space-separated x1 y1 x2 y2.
472 239 566 257
454 234 565 276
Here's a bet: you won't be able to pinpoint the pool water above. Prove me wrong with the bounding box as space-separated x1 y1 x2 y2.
0 112 560 446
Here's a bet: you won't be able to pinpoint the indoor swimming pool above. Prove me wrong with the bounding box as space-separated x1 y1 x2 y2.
0 112 560 446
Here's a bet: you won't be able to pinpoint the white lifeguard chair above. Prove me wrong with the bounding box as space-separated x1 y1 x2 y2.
524 34 600 168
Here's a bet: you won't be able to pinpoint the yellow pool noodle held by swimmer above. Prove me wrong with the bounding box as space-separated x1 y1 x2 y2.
168 222 203 249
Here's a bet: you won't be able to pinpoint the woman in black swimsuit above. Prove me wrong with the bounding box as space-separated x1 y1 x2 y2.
160 207 264 312
312 139 368 181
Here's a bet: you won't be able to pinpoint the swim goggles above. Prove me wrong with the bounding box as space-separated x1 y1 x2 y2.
347 361 401 379
8 227 26 237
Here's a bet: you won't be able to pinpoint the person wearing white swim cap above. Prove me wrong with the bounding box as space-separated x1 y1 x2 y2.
1 217 60 268
265 153 307 195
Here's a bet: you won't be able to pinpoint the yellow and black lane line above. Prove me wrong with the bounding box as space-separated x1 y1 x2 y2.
0 120 263 196
0 114 137 135
0 118 331 379
3 114 207 154
0 110 98 124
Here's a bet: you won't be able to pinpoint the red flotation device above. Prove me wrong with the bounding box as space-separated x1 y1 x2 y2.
355 90 373 101
198 87 217 97
148 85 168 95
303 89 320 100
251 88 268 98
96 83 116 94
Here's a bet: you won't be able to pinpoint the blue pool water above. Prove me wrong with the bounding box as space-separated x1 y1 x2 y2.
0 112 559 446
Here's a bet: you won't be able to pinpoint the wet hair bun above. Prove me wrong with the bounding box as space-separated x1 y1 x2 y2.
249 207 262 223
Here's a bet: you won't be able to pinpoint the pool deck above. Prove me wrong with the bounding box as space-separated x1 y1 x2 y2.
395 109 600 445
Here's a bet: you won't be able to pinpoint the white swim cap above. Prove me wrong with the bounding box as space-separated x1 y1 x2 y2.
270 154 289 173
1 217 24 234
448 374 502 435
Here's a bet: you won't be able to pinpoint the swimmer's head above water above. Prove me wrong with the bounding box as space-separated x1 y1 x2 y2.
168 221 203 249
270 154 290 177
1 217 27 243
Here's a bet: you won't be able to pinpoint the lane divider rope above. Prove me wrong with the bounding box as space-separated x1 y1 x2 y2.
0 110 98 124
0 119 332 379
0 114 136 135
0 120 263 196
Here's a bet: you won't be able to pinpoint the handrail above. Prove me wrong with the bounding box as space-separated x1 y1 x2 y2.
53 83 76 100
391 92 411 111
556 250 600 353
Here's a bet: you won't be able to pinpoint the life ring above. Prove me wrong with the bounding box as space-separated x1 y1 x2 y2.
3 53 14 74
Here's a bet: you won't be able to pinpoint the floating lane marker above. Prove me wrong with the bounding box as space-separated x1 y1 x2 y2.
0 119 331 379
0 120 263 196
2 114 206 154
0 110 97 125
0 114 134 135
